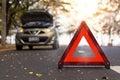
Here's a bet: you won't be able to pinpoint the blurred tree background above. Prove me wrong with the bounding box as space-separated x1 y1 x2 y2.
0 0 120 46
0 0 70 35
0 0 2 35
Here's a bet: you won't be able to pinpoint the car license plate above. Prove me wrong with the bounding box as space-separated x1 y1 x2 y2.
29 37 39 42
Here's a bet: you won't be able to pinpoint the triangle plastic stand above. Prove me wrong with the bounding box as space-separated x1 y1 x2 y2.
58 21 110 69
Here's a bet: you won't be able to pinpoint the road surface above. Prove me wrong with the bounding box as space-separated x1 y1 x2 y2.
0 45 120 80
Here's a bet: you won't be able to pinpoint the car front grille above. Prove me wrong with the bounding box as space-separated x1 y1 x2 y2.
24 30 45 35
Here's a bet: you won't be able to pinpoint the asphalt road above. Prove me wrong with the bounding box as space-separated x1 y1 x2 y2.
0 45 120 80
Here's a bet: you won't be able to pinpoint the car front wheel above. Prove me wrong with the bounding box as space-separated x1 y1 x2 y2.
16 45 23 50
29 46 33 50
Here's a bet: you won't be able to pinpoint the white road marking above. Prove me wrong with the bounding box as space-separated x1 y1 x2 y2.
111 66 120 74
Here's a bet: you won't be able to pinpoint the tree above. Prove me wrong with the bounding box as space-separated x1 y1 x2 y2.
0 0 39 46
90 0 120 45
1 0 7 47
93 0 120 34
5 0 70 36
6 0 39 35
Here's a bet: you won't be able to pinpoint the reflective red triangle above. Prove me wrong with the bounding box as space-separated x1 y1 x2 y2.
58 21 110 69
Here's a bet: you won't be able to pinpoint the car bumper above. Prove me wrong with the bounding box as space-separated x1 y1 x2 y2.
16 32 56 46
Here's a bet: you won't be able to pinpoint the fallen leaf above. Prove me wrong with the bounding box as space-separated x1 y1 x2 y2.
44 56 46 58
18 62 22 64
95 78 99 80
59 70 62 72
40 58 43 60
1 59 4 62
77 70 81 72
23 67 27 70
15 54 19 56
4 55 7 57
37 53 39 56
35 73 43 77
49 70 53 73
14 76 17 78
81 72 84 74
12 67 16 69
10 65 14 68
29 72 33 75
11 53 14 56
5 75 9 77
48 73 51 76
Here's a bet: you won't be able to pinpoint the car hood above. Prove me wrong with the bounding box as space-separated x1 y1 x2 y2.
21 11 53 25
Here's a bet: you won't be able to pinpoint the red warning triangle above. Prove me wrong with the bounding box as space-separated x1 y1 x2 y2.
58 21 110 69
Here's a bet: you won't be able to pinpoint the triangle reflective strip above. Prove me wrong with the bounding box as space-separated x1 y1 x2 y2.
58 21 110 69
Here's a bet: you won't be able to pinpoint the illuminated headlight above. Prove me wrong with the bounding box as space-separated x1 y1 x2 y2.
18 28 24 33
45 29 51 32
45 27 54 32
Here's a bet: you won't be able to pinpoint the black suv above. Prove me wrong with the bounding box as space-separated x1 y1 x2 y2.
15 11 59 50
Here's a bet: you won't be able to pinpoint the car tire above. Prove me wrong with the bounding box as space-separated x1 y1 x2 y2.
53 40 59 49
16 45 23 50
29 46 33 50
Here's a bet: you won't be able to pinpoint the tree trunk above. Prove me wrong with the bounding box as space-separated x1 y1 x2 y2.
1 0 7 47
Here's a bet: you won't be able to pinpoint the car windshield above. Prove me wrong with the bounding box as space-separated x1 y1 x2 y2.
22 21 53 28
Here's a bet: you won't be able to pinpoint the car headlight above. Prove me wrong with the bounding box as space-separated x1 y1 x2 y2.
45 29 51 32
45 27 54 32
18 28 24 33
